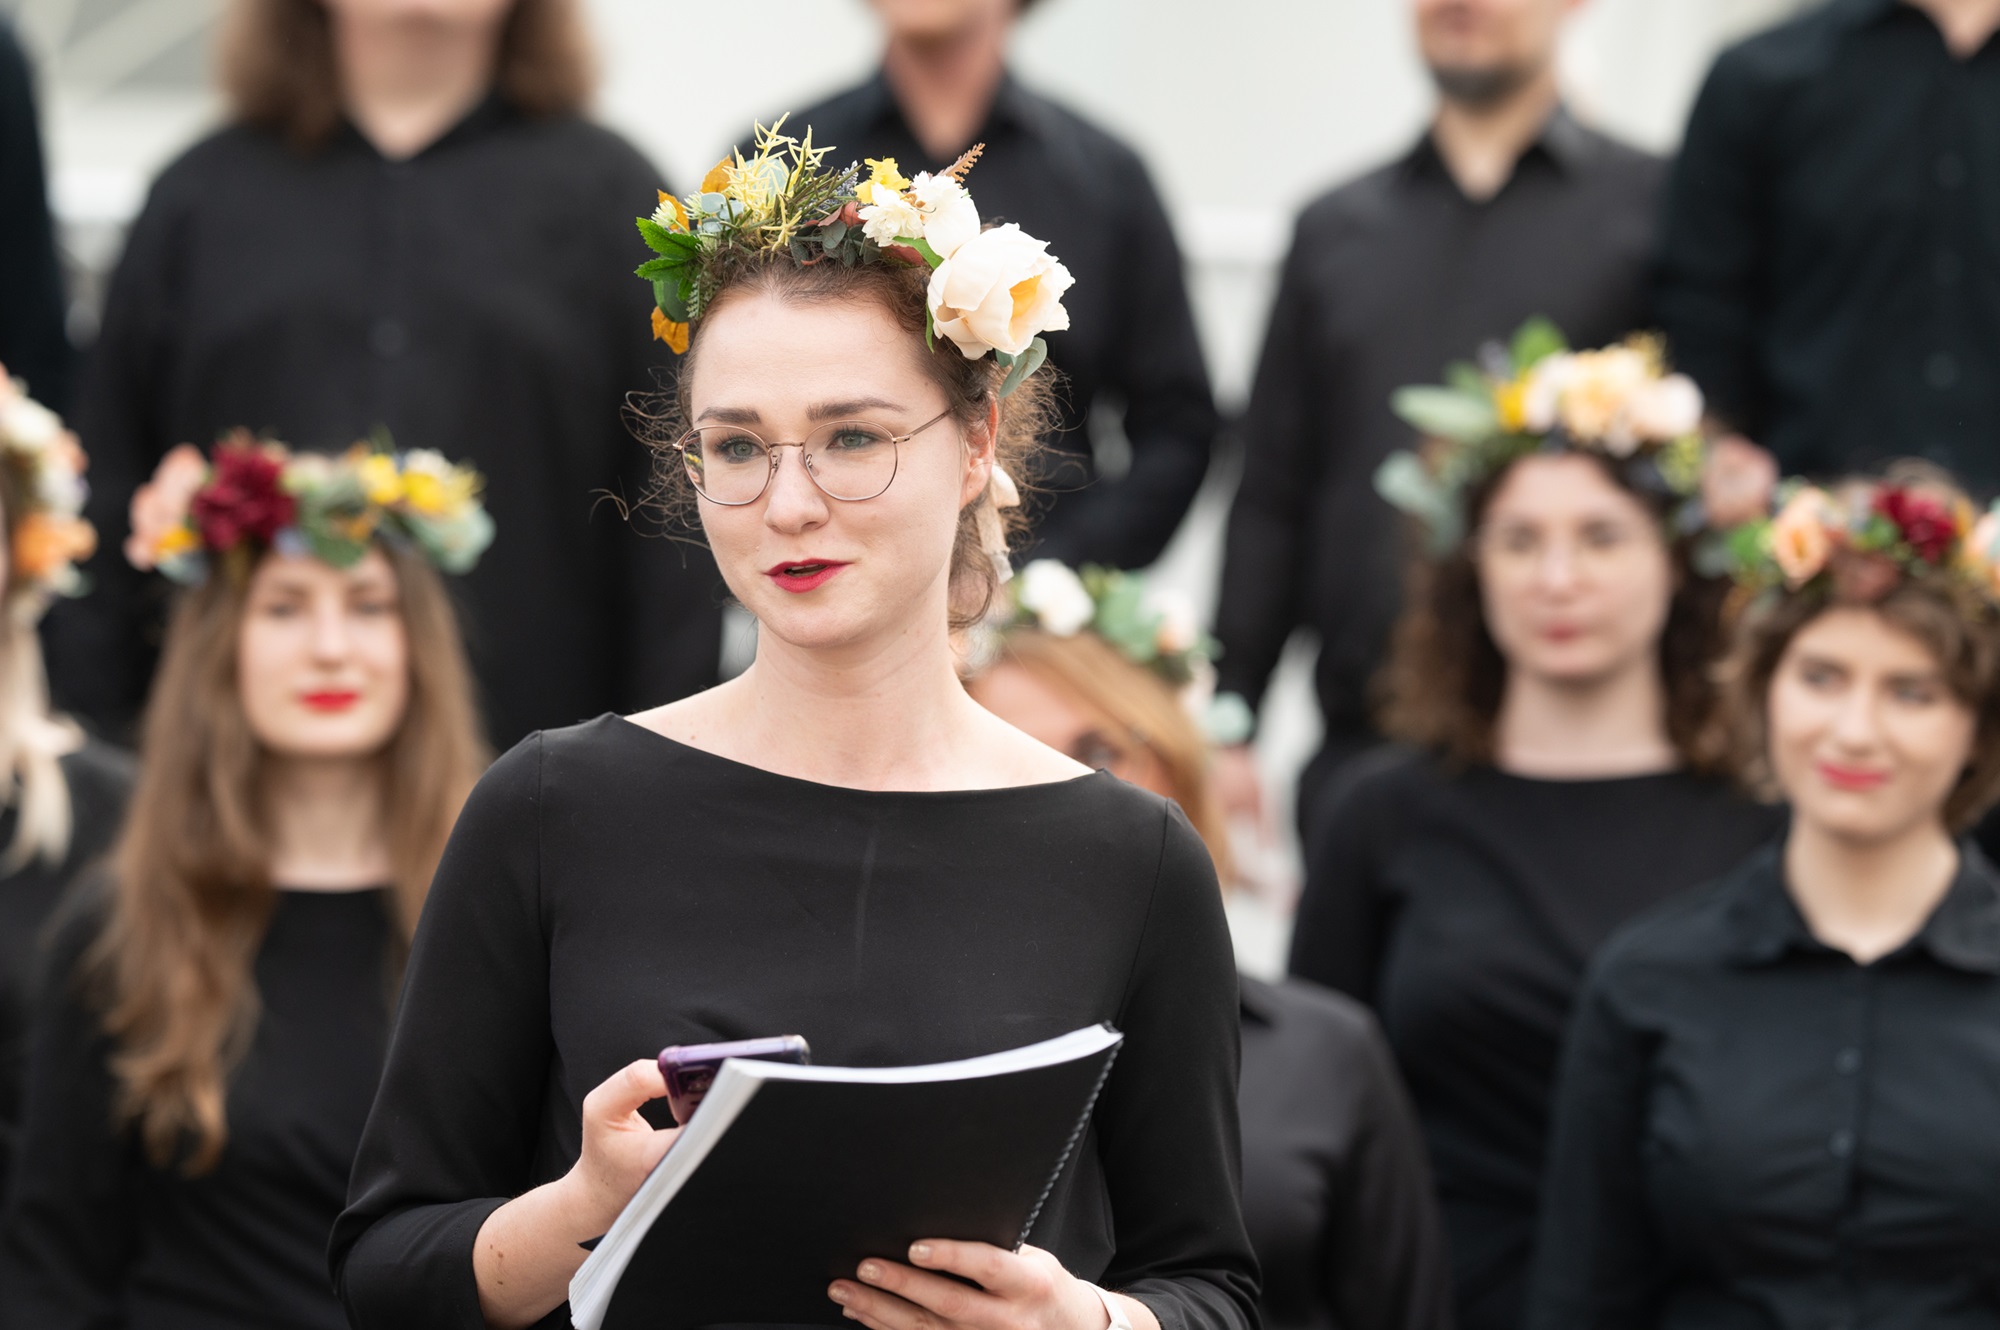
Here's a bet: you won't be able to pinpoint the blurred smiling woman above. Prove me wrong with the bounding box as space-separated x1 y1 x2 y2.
1531 469 2000 1330
331 128 1257 1330
0 438 489 1329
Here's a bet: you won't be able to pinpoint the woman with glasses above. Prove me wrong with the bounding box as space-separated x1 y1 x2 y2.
1287 328 1781 1330
331 133 1259 1330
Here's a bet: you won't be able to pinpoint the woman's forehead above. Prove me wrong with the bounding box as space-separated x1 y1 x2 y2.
689 294 935 412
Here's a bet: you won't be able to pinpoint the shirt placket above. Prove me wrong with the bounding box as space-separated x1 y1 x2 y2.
367 156 417 428
1822 961 1874 1330
1915 48 1980 467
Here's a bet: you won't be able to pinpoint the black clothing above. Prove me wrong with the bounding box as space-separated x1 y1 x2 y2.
1290 748 1779 1330
787 71 1218 569
40 98 722 749
1656 0 2000 490
0 738 133 1195
1238 974 1451 1330
1 888 396 1330
1529 840 2000 1330
332 717 1258 1330
1216 113 1662 787
0 16 70 413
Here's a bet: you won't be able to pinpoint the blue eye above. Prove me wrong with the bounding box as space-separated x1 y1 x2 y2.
713 435 764 465
825 429 885 455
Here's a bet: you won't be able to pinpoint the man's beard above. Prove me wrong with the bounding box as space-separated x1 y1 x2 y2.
1428 61 1536 109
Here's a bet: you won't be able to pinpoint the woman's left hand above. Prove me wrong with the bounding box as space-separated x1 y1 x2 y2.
829 1241 1150 1330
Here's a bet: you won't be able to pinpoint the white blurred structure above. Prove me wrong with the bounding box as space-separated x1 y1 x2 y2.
5 0 1809 967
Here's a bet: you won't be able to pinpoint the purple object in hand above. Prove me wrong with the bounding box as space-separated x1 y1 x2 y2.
658 1036 812 1125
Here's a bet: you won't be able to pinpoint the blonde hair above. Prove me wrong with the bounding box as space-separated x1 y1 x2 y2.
0 466 84 870
987 629 1230 879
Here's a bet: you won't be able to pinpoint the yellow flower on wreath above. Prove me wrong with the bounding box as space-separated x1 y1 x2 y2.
399 451 479 518
652 306 690 354
1494 377 1531 433
856 157 911 206
355 451 404 507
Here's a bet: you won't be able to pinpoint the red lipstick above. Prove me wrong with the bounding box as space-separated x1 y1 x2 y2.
1817 761 1888 792
764 560 850 594
300 690 361 713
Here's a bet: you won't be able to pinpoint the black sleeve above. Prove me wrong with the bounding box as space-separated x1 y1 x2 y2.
0 17 71 416
1214 221 1320 716
1099 803 1259 1330
1031 154 1217 571
39 171 187 737
1287 758 1397 1002
1322 1009 1452 1330
0 905 143 1330
331 736 552 1330
1522 953 1666 1330
1652 46 1771 444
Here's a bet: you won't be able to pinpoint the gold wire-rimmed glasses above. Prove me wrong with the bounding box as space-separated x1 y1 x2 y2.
674 409 955 506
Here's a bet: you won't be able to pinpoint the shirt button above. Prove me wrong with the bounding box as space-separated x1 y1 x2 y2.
1829 1129 1857 1159
1937 152 1968 188
1926 352 1960 389
1834 1047 1861 1074
370 318 410 359
1936 249 1964 285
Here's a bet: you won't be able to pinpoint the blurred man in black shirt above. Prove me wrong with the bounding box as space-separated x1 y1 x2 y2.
1214 0 1662 836
0 16 71 414
787 0 1218 570
1657 0 2000 490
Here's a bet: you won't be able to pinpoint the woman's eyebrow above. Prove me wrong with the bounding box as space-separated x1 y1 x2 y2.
693 406 762 425
807 396 904 421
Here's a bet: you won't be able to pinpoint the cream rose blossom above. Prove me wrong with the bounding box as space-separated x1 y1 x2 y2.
928 224 1074 360
1625 373 1704 442
1016 559 1094 636
858 171 980 258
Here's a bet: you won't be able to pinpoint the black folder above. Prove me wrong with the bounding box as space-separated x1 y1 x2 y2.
570 1024 1125 1330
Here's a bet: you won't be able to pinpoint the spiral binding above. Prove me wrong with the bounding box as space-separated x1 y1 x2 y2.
1013 1027 1124 1249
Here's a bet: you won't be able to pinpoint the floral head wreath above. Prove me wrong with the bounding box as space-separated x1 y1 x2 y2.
126 432 496 585
0 369 96 613
634 117 1072 393
1375 319 1714 553
1712 470 2000 614
981 559 1254 746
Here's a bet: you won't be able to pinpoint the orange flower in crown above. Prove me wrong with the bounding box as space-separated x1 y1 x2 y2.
0 367 95 612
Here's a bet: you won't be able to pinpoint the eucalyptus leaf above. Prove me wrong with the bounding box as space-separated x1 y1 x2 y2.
822 220 847 248
997 338 1048 398
1444 361 1488 397
1391 385 1496 443
1508 317 1569 372
1374 451 1463 555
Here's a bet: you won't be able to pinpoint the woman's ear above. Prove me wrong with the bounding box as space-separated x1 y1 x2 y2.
960 397 1002 506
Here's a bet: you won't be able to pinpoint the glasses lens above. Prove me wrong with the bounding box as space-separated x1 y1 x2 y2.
805 422 899 501
685 428 771 504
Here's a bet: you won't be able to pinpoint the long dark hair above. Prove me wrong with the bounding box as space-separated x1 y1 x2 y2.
1377 452 1733 772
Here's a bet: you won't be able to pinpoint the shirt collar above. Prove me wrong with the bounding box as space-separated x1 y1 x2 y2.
1723 838 2000 974
1403 103 1589 187
1238 973 1281 1026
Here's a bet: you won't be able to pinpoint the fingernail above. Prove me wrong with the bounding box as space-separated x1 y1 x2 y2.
858 1262 881 1282
910 1242 932 1261
829 1284 851 1304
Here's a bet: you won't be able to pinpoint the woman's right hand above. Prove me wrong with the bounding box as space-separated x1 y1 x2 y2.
559 1058 682 1236
474 1060 680 1328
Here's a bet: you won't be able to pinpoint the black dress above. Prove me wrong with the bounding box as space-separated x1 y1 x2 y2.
331 716 1259 1330
0 738 134 1196
1238 975 1451 1330
1529 841 2000 1330
0 887 396 1330
41 95 721 749
1290 746 1780 1330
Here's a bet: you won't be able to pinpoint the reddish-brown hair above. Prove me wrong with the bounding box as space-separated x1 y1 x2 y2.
634 253 1057 629
218 0 594 151
1378 453 1733 772
87 543 489 1172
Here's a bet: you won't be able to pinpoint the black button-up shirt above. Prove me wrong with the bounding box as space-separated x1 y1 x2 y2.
42 97 721 749
1656 0 2000 489
1531 840 2000 1330
0 17 71 413
1216 112 1661 758
783 71 1218 569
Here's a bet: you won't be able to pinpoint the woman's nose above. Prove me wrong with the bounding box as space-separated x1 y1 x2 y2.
762 445 828 530
309 601 352 661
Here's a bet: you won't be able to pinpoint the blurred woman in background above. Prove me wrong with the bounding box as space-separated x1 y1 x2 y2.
45 0 718 752
0 368 128 1199
970 560 1452 1330
1532 470 2000 1329
1290 327 1781 1330
0 438 489 1328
